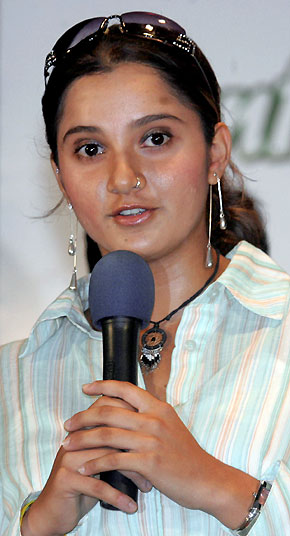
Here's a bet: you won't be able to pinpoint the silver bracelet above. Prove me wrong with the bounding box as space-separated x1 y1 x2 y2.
231 481 272 536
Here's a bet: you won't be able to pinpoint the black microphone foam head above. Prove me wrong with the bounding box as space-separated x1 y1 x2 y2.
89 250 155 329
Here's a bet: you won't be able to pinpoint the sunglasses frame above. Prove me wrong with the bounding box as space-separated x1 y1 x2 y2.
44 12 196 84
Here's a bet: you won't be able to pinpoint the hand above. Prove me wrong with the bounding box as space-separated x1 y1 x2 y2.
64 380 209 509
21 394 151 536
64 380 259 530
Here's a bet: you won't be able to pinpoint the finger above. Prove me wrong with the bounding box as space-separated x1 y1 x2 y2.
55 469 138 514
62 426 153 452
65 403 137 433
65 405 144 433
78 451 147 480
59 447 119 471
59 447 152 492
121 471 153 493
82 380 161 413
93 395 136 411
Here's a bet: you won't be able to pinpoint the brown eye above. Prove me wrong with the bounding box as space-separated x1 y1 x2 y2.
77 143 105 157
151 133 166 145
143 131 171 147
85 144 99 156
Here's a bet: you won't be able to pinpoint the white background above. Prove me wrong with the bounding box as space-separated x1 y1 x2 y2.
1 0 290 345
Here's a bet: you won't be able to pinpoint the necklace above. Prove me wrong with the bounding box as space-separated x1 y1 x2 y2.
140 251 220 373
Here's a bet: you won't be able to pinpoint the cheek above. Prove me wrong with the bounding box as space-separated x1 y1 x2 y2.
154 156 209 211
60 168 103 205
60 175 105 233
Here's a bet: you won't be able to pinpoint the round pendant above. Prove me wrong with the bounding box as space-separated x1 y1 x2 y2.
140 326 167 373
141 326 167 350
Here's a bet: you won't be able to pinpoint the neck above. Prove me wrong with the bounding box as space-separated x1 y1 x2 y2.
146 241 222 324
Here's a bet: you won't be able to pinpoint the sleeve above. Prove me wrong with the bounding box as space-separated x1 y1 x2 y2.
1 490 89 536
0 481 10 536
0 488 22 536
226 310 290 536
0 339 91 536
0 342 24 536
245 301 290 535
251 461 290 535
251 306 290 534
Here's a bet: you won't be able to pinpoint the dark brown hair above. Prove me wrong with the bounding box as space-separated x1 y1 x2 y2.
42 28 268 260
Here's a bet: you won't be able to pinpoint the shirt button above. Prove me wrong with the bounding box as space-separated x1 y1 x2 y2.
184 340 196 351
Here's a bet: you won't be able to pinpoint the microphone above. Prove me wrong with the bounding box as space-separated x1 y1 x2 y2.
89 250 155 510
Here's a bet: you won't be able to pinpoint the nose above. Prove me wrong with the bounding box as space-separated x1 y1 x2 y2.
107 154 144 194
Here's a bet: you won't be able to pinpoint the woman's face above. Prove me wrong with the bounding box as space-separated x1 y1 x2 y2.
55 63 217 263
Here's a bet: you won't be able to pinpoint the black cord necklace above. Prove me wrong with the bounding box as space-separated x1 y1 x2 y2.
140 251 220 373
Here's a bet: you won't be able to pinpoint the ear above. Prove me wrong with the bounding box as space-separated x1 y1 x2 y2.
50 155 70 202
208 122 232 185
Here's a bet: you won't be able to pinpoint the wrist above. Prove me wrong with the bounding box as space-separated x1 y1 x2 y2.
194 452 260 529
230 481 272 535
214 468 260 529
21 499 65 536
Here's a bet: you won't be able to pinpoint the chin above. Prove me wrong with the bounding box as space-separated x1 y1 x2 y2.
100 243 160 263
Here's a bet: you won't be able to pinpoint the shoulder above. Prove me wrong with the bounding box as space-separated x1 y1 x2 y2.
220 241 290 320
0 338 27 370
0 275 91 364
226 241 290 282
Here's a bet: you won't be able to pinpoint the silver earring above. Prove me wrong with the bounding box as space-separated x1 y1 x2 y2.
205 184 213 268
67 203 78 290
214 173 227 230
56 168 60 175
133 177 141 189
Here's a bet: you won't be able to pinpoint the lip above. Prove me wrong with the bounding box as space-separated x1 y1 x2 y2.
110 204 156 226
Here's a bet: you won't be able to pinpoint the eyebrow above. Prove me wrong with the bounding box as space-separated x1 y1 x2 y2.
132 114 183 127
63 125 101 143
62 114 183 143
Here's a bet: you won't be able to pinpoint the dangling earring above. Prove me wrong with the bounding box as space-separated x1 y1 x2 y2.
205 184 213 268
68 202 78 290
214 172 227 230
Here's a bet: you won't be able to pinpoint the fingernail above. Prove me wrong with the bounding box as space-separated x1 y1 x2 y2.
127 500 137 513
118 496 137 513
61 437 70 448
144 480 152 491
64 418 71 430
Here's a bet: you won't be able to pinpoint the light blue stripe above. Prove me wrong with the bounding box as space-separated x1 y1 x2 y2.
1 241 289 535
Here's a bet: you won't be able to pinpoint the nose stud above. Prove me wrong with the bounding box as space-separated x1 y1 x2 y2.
133 177 141 189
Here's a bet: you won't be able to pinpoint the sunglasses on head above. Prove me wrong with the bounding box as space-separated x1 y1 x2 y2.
44 11 196 84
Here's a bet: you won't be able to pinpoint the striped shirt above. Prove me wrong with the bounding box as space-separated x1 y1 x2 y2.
0 241 289 535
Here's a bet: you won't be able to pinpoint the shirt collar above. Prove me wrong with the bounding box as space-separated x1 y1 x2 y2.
19 241 290 358
218 241 290 320
19 275 95 358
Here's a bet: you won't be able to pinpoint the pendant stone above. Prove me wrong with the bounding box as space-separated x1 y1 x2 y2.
140 326 167 373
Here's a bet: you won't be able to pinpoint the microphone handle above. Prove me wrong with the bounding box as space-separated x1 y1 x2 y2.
100 316 140 510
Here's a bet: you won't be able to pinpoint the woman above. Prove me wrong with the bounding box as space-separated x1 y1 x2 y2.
0 12 289 536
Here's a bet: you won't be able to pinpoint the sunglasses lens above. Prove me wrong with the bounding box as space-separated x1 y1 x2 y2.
68 17 105 48
122 11 185 34
122 12 185 34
